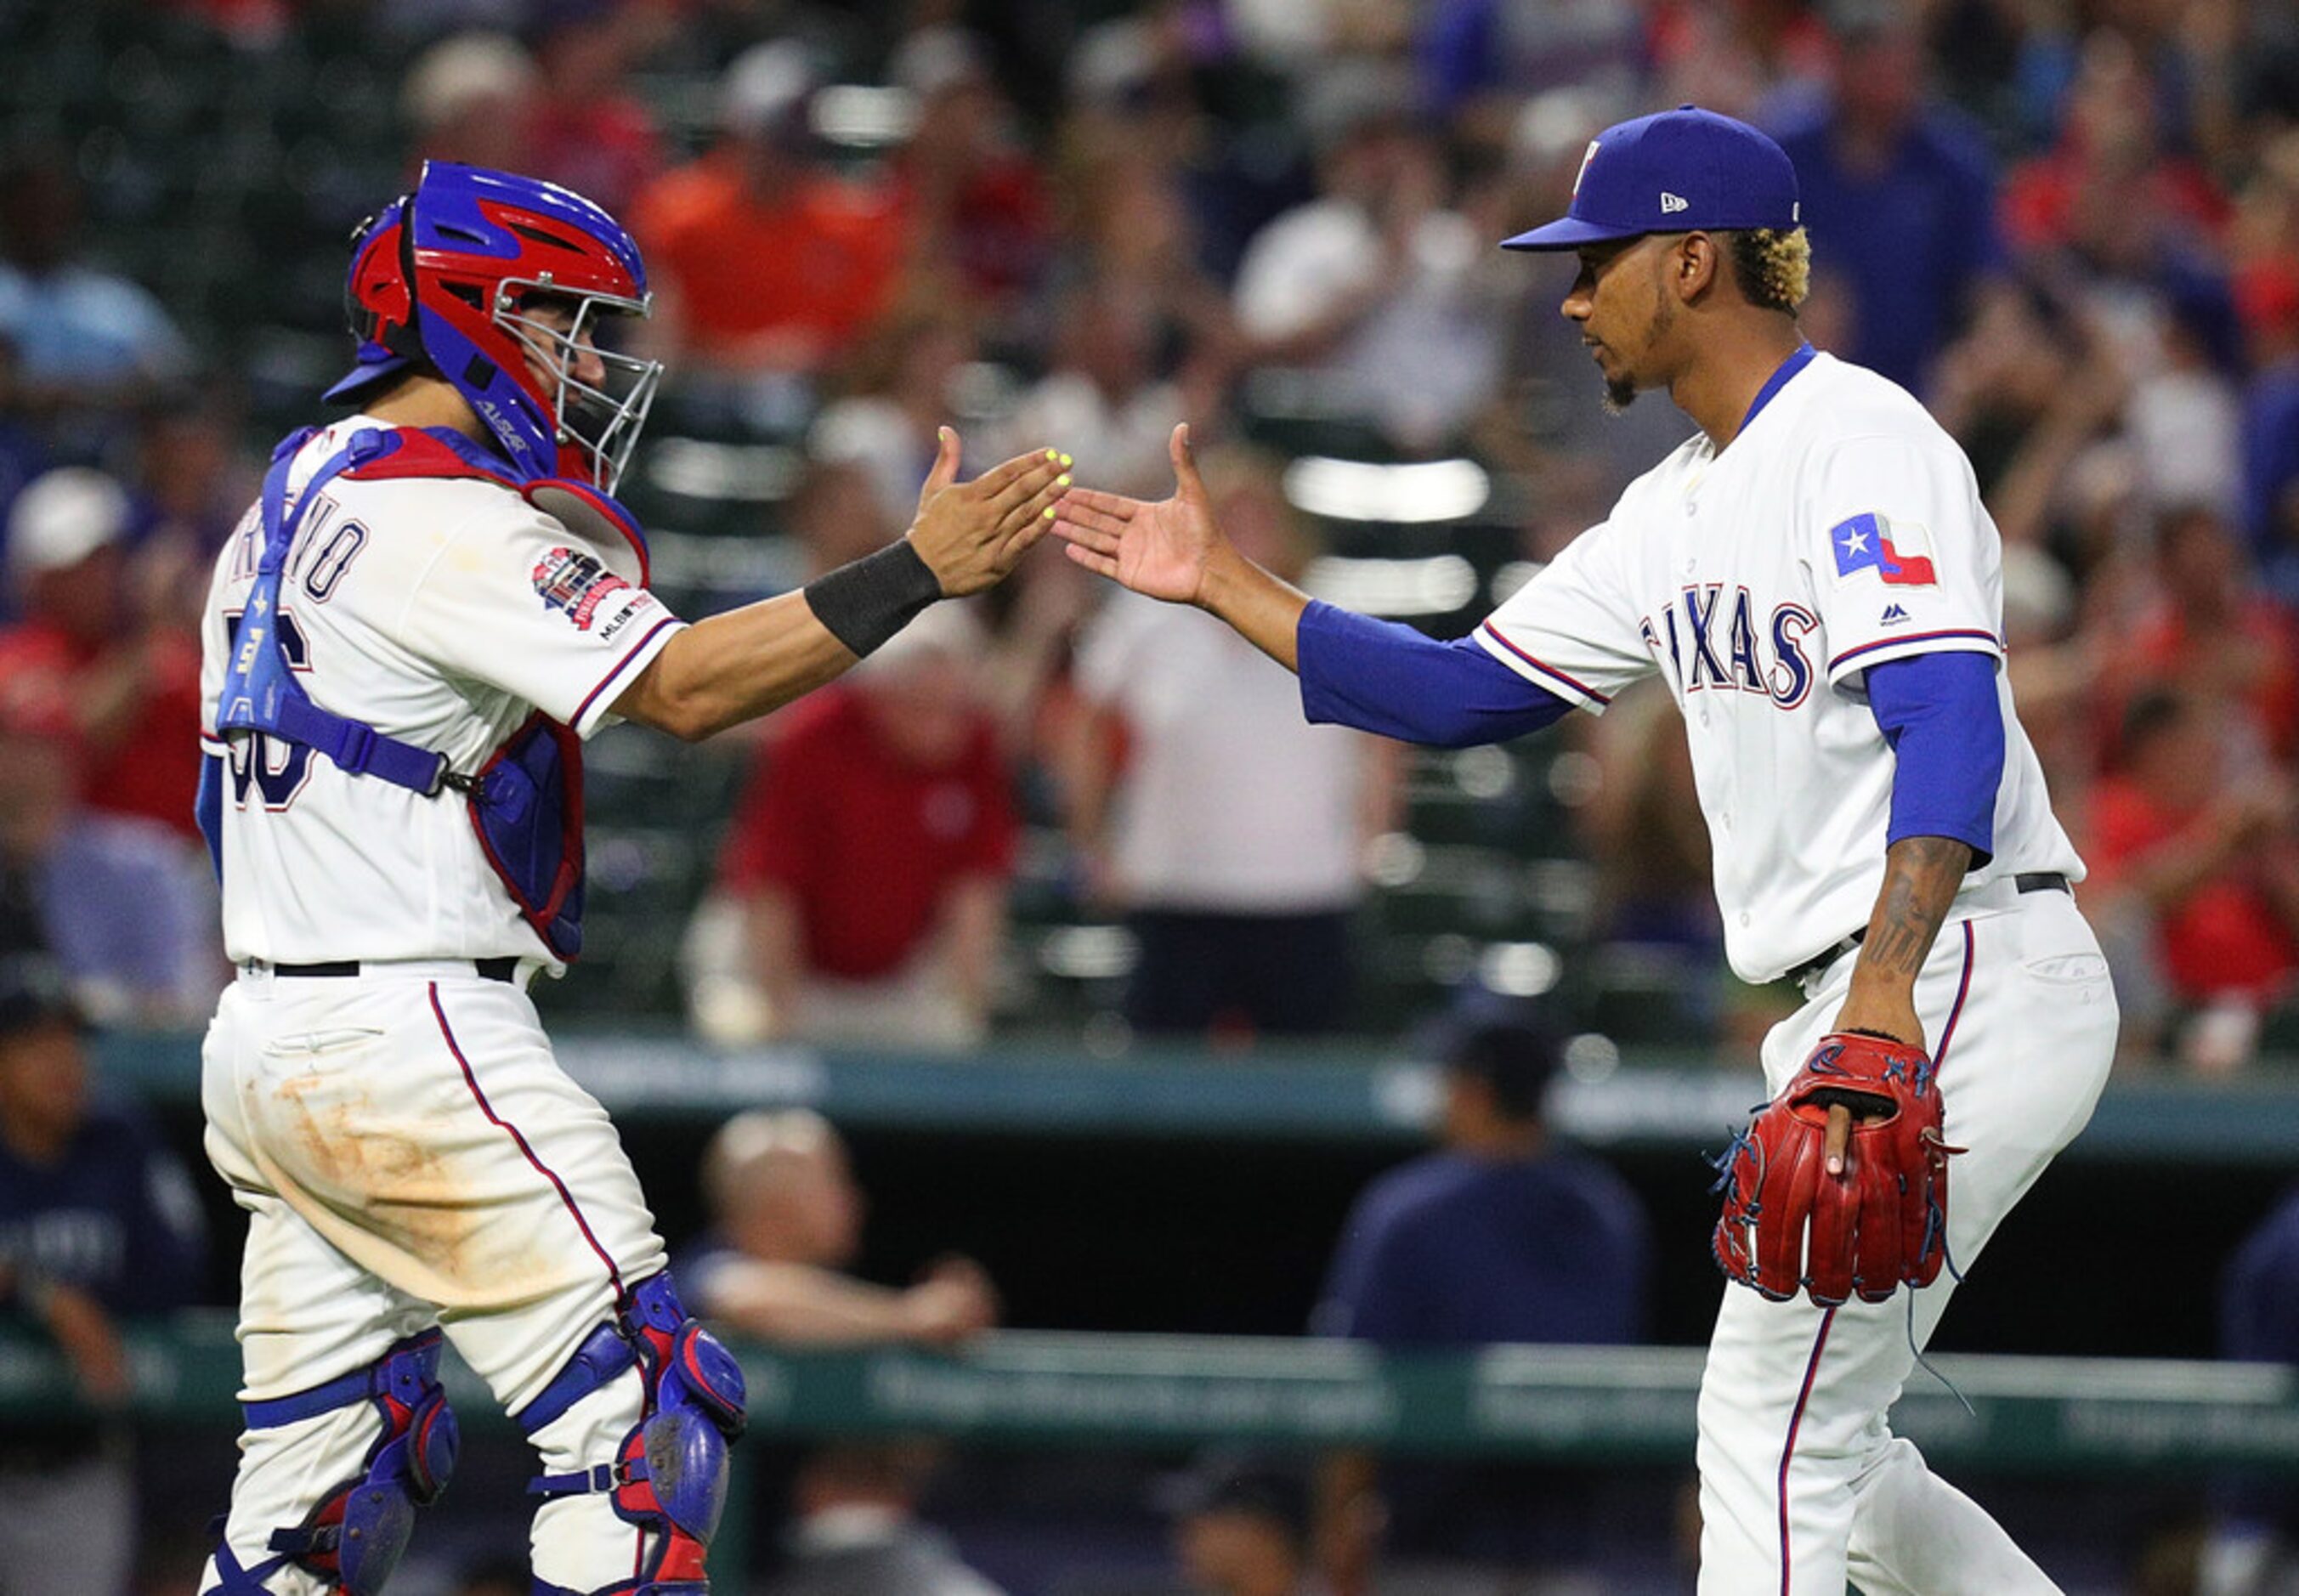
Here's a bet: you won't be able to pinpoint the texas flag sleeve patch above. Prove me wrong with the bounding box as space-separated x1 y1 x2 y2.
1829 512 1937 586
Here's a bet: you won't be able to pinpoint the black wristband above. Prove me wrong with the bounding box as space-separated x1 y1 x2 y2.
802 540 943 659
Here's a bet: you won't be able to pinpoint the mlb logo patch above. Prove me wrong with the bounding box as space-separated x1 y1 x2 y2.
1830 512 1936 587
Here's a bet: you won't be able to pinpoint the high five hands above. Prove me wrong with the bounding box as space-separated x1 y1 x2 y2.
1050 422 1311 670
1050 423 1223 606
908 428 1074 597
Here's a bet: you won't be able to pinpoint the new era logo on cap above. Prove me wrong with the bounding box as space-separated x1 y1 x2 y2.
1500 105 1802 252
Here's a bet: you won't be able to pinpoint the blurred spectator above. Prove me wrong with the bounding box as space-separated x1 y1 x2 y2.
521 0 666 217
1578 682 1723 1040
694 604 1018 1050
785 453 905 580
130 388 256 568
1311 998 1649 1588
0 337 49 614
2002 29 2231 277
1069 449 1398 1041
0 718 221 1027
400 31 541 172
1767 3 2009 393
1000 278 1192 501
1045 60 1240 407
763 1442 1005 1596
1169 1454 1322 1596
1061 14 1311 288
0 468 205 844
2122 504 2299 762
2206 1180 2299 1596
1413 0 1645 139
681 1108 997 1347
1645 2 1832 124
632 41 903 381
2086 688 2299 1070
2238 145 2299 591
810 303 979 529
0 954 209 1591
1232 63 1509 451
681 1109 999 1591
0 150 190 416
888 27 1055 320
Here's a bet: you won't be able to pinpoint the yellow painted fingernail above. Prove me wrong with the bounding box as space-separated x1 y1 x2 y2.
1057 473 1071 486
1045 449 1060 461
1059 453 1073 467
1043 506 1056 519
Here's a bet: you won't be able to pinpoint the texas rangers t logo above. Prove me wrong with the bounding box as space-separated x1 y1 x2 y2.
1572 139 1600 198
1829 512 1936 586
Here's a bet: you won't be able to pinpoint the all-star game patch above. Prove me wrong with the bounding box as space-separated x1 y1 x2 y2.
532 546 634 631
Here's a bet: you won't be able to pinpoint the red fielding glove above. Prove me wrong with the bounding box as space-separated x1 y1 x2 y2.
1711 1030 1963 1308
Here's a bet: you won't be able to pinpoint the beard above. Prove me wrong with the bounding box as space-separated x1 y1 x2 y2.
1600 369 1639 413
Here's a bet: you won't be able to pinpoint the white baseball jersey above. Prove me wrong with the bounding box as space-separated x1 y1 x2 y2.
197 416 686 968
1474 350 2081 982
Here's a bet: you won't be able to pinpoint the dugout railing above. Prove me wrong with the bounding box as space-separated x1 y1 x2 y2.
11 1318 2299 1582
96 1030 2299 1163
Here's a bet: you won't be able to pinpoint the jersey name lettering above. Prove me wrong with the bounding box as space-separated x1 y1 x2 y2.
1651 586 1815 707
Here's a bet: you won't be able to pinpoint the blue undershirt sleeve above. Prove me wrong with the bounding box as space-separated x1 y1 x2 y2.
1295 600 1574 747
1864 650 2002 866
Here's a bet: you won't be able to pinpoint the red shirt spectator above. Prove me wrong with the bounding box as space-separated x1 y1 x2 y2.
632 148 903 371
2087 689 2299 1005
2000 31 2229 263
0 468 201 840
2103 506 2299 764
0 619 201 840
718 682 1016 982
521 0 665 216
886 28 1053 311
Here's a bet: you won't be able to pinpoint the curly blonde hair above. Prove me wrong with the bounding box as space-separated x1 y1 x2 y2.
1727 227 1811 314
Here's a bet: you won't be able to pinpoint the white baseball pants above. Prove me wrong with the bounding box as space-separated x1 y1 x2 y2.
198 963 671 1592
1696 886 2118 1594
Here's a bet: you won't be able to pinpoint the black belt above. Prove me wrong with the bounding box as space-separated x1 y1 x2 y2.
269 958 522 983
1786 872 2070 987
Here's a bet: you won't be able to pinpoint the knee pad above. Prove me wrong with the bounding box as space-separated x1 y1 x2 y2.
524 1272 747 1595
206 1328 460 1595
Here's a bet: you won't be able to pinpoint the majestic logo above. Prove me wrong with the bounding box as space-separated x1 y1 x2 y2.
1830 512 1937 587
531 546 633 631
1660 191 1690 214
1880 603 1911 626
1572 140 1601 198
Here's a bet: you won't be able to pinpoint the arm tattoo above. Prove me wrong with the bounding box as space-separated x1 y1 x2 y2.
1858 835 1973 982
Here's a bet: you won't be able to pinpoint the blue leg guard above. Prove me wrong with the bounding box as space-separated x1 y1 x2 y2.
520 1272 747 1596
204 1328 460 1595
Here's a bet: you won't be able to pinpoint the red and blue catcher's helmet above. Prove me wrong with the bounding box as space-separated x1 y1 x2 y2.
326 161 661 494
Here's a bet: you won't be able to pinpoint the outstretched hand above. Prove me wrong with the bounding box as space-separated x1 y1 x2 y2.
907 427 1071 597
1052 423 1222 606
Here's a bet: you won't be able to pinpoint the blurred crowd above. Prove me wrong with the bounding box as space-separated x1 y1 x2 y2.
9 3 2299 1589
6 0 2299 1069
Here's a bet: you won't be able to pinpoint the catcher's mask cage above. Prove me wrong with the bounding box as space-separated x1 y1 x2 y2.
492 276 661 496
326 161 663 495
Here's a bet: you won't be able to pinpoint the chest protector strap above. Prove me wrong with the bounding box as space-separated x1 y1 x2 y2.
215 427 456 795
209 426 597 959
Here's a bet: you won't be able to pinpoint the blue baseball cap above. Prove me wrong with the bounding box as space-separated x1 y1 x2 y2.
1501 105 1800 252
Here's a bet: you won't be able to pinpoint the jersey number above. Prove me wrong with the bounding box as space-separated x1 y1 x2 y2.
222 608 314 811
